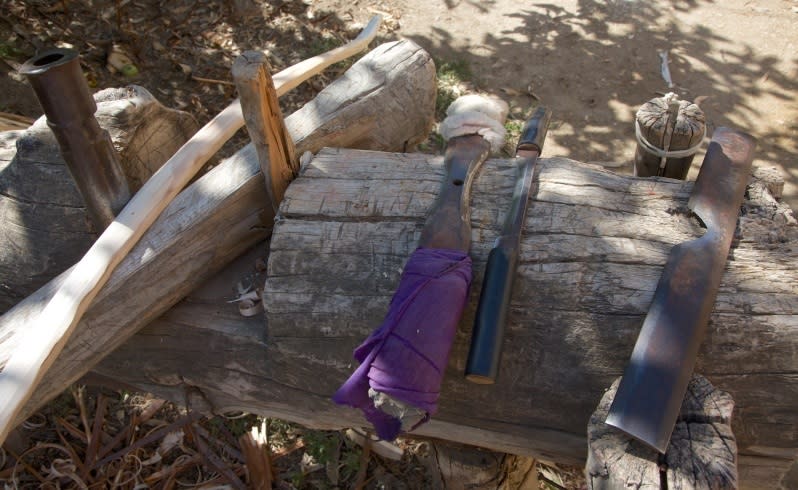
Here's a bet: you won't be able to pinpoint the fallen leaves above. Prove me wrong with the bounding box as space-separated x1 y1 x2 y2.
107 45 139 77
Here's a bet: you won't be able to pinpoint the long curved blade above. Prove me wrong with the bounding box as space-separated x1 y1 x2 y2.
606 127 756 453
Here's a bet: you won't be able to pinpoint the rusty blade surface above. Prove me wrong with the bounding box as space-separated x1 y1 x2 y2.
606 127 756 453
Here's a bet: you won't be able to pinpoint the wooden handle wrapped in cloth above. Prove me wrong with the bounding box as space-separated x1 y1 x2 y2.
333 94 508 439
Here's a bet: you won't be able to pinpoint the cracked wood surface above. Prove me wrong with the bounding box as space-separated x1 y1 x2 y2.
587 375 737 490
0 86 198 313
93 147 797 489
0 40 436 429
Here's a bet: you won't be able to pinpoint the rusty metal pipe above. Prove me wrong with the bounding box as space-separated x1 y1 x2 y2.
20 48 131 231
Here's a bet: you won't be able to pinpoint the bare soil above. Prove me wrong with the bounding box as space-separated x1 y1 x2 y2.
3 2 797 208
1 0 796 488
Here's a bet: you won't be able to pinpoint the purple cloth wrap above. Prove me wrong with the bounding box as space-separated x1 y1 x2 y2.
332 247 473 440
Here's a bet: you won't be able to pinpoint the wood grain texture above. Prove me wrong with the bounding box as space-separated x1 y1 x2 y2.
0 39 435 432
233 51 297 213
634 96 705 179
587 375 737 490
0 86 198 313
0 18 389 445
270 149 797 485
94 147 796 489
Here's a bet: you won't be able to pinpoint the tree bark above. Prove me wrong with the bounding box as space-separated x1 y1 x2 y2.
92 147 797 490
0 40 436 427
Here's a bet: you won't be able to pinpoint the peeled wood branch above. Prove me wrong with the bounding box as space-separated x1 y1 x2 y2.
0 39 436 434
89 148 798 489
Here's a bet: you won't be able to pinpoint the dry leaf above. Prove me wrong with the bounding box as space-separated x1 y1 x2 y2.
107 45 139 76
159 431 184 455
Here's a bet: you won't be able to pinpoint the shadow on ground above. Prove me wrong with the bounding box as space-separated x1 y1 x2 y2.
401 0 797 206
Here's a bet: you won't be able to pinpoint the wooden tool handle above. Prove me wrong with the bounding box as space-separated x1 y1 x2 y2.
0 16 381 445
517 106 552 153
418 135 491 251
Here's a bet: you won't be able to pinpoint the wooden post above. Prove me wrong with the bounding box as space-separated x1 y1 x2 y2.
20 48 132 231
634 94 705 179
233 51 297 215
587 374 737 489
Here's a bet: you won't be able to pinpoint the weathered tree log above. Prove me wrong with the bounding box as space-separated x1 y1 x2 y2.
0 40 436 426
587 375 737 489
0 86 198 313
92 148 797 490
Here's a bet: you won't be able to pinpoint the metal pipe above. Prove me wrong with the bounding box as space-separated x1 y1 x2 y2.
20 48 131 232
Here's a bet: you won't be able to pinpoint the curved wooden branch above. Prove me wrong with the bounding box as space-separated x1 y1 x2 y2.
0 16 382 445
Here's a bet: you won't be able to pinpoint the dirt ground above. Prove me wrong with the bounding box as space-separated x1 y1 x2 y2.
2 1 797 208
1 0 796 488
332 0 798 207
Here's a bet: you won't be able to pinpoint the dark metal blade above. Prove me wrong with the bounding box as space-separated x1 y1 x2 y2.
465 107 551 384
606 127 756 453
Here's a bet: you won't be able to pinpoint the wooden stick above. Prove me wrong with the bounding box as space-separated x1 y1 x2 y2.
232 50 297 213
0 15 381 446
239 422 273 489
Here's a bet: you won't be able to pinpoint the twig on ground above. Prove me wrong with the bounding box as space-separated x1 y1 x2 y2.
186 424 247 489
192 75 236 86
54 424 88 478
82 393 107 478
93 411 202 469
353 436 371 490
239 421 274 489
72 386 92 443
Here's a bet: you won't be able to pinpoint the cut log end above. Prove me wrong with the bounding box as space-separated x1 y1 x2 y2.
0 39 437 432
634 95 706 179
587 374 737 490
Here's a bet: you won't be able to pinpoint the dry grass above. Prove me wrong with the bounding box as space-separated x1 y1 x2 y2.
0 385 585 489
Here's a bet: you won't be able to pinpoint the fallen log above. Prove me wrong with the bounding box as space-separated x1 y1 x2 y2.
0 86 198 313
0 39 436 428
0 18 387 444
93 148 797 490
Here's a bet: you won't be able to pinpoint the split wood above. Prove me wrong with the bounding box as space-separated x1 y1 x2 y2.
0 15 381 446
232 50 297 213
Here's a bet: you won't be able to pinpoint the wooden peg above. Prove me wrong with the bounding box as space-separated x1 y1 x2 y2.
233 51 297 214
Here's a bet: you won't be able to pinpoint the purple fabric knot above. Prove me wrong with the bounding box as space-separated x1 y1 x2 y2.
332 247 473 440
